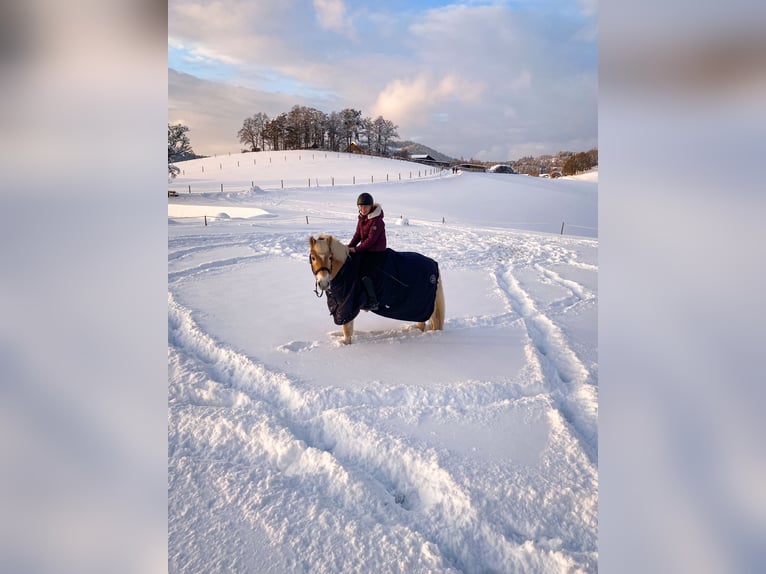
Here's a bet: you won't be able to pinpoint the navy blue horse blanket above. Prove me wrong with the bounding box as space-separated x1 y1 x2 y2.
325 249 439 326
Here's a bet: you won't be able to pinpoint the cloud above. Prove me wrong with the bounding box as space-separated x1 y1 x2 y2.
372 73 485 127
168 0 597 160
313 0 354 34
168 69 324 156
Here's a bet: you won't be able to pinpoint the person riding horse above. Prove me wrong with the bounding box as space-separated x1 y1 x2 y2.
348 192 386 311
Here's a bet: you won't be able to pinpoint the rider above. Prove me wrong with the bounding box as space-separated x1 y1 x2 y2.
348 192 386 311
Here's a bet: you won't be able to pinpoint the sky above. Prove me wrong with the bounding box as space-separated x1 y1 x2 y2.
168 152 599 571
168 0 597 161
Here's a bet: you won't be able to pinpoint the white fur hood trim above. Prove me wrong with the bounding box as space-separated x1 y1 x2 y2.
366 203 383 219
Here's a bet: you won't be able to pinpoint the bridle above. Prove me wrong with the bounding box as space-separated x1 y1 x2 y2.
309 249 333 297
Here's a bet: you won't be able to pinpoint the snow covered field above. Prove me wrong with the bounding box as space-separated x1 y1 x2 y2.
168 151 598 572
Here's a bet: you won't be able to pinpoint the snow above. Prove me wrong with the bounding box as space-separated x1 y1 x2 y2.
168 150 598 573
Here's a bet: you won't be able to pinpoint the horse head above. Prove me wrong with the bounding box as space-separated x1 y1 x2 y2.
309 234 348 293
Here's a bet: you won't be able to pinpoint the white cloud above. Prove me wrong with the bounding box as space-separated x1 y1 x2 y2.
372 73 485 127
313 0 354 34
187 45 241 66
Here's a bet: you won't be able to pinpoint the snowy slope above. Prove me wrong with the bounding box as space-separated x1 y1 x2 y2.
168 151 598 573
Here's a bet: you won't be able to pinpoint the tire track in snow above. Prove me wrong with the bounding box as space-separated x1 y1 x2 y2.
534 263 594 304
168 293 577 573
169 299 458 572
168 236 254 262
168 254 263 283
494 265 598 464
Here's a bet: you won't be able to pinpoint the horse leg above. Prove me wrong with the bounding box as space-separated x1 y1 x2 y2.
342 320 354 344
417 277 445 332
429 278 445 331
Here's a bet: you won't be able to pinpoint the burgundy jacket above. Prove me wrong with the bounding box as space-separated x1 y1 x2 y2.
349 203 386 252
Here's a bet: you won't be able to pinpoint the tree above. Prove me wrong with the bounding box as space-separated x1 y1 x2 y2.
238 113 269 151
168 123 193 179
264 113 288 150
586 148 598 167
340 108 362 148
235 106 398 155
307 107 328 148
562 152 593 175
373 116 398 155
359 116 374 152
326 111 342 151
285 105 304 149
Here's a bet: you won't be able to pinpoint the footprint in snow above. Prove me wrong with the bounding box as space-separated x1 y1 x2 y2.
277 340 318 353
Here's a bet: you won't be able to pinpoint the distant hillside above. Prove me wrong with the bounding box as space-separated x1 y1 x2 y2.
171 151 208 162
391 141 455 164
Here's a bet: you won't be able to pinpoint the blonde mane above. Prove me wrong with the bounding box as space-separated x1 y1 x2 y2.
316 233 349 263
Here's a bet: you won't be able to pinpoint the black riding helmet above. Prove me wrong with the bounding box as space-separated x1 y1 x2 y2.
356 192 374 206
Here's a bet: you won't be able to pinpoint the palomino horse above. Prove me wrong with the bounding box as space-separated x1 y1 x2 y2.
309 234 445 344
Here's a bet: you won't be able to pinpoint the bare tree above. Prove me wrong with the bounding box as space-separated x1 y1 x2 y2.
359 116 374 152
341 108 362 148
264 113 288 150
372 116 398 155
238 113 269 151
326 111 342 151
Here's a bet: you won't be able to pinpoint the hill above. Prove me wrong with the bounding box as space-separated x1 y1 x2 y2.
391 141 455 164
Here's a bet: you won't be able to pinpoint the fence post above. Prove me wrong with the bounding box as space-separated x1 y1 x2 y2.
353 176 356 184
188 185 191 193
281 180 284 189
204 215 207 226
332 176 334 186
306 216 309 225
560 221 565 235
221 183 223 192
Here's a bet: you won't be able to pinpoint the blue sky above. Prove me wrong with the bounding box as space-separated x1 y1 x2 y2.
169 0 597 160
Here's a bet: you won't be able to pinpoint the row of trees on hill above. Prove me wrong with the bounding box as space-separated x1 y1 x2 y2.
238 106 399 155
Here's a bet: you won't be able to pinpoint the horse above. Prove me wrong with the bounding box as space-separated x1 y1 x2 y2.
309 234 445 344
